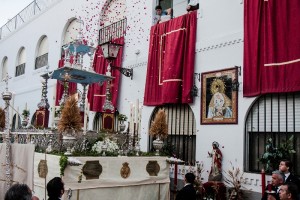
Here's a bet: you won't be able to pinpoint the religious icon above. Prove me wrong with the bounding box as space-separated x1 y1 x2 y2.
201 67 238 124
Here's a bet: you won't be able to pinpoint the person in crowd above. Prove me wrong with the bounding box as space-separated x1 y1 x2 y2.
154 5 163 24
262 170 285 200
5 183 39 200
279 182 299 200
279 160 300 187
175 172 196 200
208 141 223 181
47 177 65 200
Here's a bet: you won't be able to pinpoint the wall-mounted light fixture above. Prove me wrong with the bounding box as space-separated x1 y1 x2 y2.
100 41 133 79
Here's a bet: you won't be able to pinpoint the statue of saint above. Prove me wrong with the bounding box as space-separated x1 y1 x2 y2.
208 141 223 181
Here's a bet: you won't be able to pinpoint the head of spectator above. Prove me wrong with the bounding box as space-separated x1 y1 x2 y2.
271 170 285 187
279 183 299 200
47 177 65 199
185 172 195 184
4 183 32 200
279 159 293 174
155 5 163 16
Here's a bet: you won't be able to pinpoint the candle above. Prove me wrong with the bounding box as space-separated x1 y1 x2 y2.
174 162 178 191
132 105 135 124
25 102 27 110
51 84 57 128
138 106 142 135
83 98 88 132
135 99 139 123
261 169 265 196
130 103 133 133
16 107 19 129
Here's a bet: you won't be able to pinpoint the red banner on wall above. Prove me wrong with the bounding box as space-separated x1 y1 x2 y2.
244 0 300 97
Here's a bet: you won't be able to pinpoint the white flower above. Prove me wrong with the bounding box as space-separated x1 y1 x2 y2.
92 139 119 154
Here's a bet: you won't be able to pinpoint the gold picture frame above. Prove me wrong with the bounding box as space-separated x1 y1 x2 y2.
201 67 238 124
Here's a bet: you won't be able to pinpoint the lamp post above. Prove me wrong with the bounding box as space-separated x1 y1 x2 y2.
2 73 12 191
100 41 122 112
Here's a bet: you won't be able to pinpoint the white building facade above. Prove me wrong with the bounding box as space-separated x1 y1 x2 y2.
2 0 299 198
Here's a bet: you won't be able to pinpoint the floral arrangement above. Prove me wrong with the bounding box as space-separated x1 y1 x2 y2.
118 114 128 121
149 109 168 139
58 96 82 133
22 109 30 118
260 136 296 172
223 161 244 200
92 138 119 155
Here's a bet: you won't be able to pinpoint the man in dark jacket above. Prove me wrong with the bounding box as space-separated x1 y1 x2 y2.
176 172 196 200
262 170 285 200
279 160 300 189
47 177 65 200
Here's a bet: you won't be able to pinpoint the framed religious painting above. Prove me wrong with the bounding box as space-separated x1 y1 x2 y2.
201 67 239 124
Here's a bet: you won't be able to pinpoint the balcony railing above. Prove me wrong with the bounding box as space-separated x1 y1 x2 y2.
35 53 48 69
0 0 59 40
99 18 127 45
15 63 26 77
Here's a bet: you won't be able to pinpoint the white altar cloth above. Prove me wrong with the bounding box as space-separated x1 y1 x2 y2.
34 153 170 200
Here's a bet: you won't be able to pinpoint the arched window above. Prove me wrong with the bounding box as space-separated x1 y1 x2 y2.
149 104 196 164
35 36 49 69
1 56 8 80
245 93 300 174
63 19 81 45
15 47 26 77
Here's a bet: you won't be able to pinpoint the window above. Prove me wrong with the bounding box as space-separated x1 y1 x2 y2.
149 104 196 164
157 0 196 18
245 93 300 175
63 19 81 45
15 47 26 77
35 36 48 69
1 56 8 80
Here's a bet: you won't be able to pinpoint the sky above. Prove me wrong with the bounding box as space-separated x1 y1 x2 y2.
0 0 33 27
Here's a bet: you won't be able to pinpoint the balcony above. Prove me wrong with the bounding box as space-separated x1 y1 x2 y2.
99 18 127 45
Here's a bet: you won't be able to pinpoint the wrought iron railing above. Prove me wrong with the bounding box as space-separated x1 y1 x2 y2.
15 63 26 77
35 53 48 69
98 18 127 45
0 0 59 40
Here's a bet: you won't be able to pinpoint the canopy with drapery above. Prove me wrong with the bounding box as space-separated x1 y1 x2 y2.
55 58 77 106
87 37 124 112
144 11 197 106
243 0 300 97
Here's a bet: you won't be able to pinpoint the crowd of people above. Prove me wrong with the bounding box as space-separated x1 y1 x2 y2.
4 177 64 200
262 159 300 200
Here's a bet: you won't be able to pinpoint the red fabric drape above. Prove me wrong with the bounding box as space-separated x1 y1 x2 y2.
244 0 300 97
144 11 197 106
87 37 124 112
55 59 77 105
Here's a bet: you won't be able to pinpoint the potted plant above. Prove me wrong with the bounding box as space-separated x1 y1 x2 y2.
22 109 30 127
58 96 82 155
149 109 168 155
118 114 127 132
259 136 296 172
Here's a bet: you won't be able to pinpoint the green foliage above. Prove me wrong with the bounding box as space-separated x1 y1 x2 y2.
161 140 176 156
118 114 128 121
260 136 296 172
59 155 68 176
22 109 30 117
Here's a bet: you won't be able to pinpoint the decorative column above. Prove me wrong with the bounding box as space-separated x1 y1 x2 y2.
2 74 12 191
36 73 50 128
